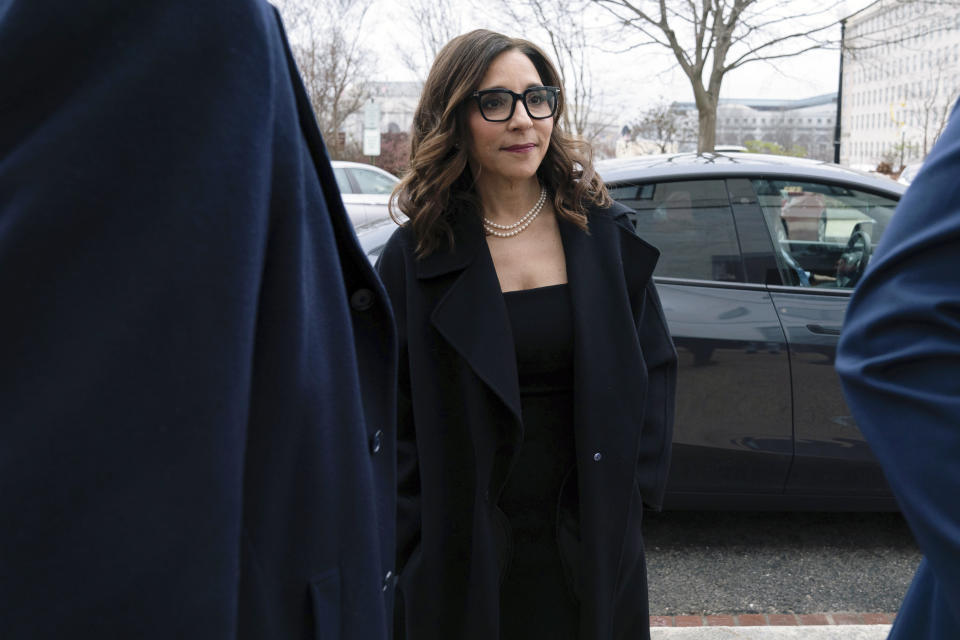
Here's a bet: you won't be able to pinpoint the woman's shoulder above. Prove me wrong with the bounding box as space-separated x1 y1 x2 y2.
379 222 415 259
582 199 661 271
584 200 638 233
375 222 416 282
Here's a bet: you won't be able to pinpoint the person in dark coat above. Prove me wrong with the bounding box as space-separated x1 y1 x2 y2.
836 99 960 639
376 30 677 640
0 1 396 638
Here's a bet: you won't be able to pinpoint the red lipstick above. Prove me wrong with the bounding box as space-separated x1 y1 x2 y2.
502 143 536 153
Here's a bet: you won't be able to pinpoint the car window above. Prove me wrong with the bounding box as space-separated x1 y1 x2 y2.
333 167 352 194
350 168 397 195
611 179 743 282
752 179 897 289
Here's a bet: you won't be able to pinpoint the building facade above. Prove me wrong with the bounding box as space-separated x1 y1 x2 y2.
340 81 421 148
840 0 960 169
670 95 838 160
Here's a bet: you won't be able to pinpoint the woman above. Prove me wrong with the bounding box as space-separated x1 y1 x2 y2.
377 29 677 640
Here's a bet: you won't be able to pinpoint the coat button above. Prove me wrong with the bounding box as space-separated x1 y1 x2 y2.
350 288 375 311
382 570 394 591
593 452 602 462
370 430 383 454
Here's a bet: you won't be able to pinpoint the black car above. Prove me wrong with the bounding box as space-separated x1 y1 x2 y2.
599 152 904 510
359 152 906 510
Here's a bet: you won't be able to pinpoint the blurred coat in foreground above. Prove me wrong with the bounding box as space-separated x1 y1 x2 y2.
836 100 960 639
0 1 396 638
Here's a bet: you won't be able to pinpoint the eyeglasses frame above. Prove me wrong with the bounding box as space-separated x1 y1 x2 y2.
470 86 561 123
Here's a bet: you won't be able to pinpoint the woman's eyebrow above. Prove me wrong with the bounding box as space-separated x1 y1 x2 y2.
476 82 544 91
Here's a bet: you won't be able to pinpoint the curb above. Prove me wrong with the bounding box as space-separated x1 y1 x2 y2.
650 613 895 627
651 625 891 639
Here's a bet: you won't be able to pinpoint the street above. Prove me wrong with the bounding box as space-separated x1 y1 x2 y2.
644 511 921 616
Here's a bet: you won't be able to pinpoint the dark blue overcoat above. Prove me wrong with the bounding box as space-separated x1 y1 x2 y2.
0 1 396 638
836 100 960 638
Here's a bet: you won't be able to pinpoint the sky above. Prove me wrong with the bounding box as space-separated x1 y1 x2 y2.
362 0 878 121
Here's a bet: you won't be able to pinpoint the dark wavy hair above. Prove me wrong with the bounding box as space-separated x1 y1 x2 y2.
391 29 611 257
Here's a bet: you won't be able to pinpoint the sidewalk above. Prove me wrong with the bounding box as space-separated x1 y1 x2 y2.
652 626 890 639
649 613 893 640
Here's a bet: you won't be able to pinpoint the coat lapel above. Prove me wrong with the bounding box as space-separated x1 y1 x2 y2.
420 206 658 439
421 212 523 423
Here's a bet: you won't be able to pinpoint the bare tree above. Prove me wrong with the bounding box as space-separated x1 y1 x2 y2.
484 0 617 145
275 0 376 158
593 0 960 153
842 0 960 55
592 0 855 152
914 62 960 156
396 0 462 81
633 99 694 152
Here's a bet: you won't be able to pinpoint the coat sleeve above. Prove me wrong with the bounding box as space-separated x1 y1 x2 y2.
376 231 422 573
635 278 678 511
836 99 960 628
611 205 678 511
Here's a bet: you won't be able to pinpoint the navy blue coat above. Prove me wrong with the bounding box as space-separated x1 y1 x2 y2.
0 1 396 638
836 100 960 638
377 204 677 639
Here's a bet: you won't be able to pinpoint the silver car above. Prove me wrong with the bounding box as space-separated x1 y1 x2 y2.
331 160 399 228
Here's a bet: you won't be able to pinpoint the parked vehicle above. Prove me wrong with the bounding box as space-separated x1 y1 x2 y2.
599 152 904 509
331 160 399 228
358 151 906 510
713 144 748 153
897 161 923 186
356 217 401 264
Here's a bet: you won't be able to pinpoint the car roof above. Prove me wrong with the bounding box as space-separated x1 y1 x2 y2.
597 152 906 197
330 160 396 174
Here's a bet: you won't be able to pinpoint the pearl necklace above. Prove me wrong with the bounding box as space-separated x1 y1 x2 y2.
483 188 547 238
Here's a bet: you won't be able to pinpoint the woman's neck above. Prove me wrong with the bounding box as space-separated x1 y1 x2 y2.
475 177 543 225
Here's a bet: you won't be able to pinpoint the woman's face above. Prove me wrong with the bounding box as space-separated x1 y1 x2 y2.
465 49 554 187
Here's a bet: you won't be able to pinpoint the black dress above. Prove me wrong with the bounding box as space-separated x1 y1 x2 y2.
499 283 579 639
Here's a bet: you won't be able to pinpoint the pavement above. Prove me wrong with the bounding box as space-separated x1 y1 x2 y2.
651 626 890 639
647 613 893 639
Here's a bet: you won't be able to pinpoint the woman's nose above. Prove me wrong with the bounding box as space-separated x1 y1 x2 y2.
508 99 534 129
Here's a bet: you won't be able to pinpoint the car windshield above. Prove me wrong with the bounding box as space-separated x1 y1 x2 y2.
352 168 397 195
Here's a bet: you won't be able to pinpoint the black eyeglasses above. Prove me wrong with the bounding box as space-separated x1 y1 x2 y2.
471 86 560 122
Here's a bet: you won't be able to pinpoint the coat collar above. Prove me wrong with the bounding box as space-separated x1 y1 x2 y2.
415 201 658 284
423 201 660 428
414 209 485 280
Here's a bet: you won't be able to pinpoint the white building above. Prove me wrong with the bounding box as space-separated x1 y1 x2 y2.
715 95 838 161
840 0 960 169
670 95 837 160
341 81 421 149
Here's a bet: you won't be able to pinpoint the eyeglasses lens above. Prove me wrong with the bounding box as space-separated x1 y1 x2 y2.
525 89 555 118
479 92 513 121
479 89 556 121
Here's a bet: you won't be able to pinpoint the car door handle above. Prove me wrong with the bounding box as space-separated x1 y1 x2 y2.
806 324 842 336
